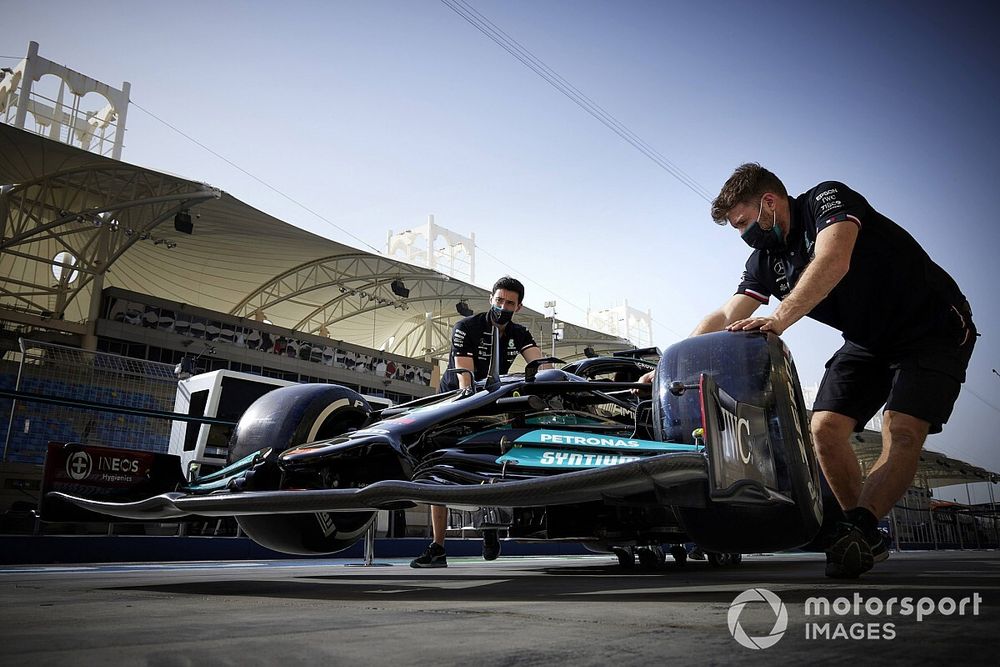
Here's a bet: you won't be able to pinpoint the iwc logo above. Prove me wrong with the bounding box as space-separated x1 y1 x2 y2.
728 588 788 649
65 451 93 481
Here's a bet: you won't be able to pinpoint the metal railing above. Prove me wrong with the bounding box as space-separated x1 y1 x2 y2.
2 339 178 463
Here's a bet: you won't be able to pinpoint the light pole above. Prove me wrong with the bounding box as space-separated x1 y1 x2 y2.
545 300 560 357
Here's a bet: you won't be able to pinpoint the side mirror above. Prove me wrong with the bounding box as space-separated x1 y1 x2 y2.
525 356 564 382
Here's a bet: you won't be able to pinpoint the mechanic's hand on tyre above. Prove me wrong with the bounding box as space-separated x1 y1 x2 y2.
726 316 786 335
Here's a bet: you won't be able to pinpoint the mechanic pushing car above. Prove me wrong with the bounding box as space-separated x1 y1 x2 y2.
642 163 976 578
411 275 546 568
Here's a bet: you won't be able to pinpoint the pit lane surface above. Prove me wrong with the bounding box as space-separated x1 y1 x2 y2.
1 551 996 665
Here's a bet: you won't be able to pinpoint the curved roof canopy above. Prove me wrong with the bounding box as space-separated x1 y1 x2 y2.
0 123 631 361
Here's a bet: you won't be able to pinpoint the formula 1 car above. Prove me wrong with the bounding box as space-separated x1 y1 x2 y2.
44 330 824 561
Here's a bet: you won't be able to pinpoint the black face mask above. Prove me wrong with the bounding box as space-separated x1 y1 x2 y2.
488 305 514 326
740 198 784 250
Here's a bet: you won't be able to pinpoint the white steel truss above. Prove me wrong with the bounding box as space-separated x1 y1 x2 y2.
1 164 219 322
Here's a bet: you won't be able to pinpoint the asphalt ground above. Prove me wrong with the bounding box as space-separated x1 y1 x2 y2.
1 550 997 665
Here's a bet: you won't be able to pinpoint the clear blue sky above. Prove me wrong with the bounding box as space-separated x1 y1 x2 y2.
4 1 999 498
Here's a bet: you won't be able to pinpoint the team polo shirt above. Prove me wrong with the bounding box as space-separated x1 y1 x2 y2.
438 312 539 392
736 181 965 349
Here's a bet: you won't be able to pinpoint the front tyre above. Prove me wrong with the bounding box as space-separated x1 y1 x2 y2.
227 384 375 555
654 332 823 552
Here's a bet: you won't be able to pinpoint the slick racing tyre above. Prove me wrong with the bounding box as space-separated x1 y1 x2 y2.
653 331 823 553
227 383 375 555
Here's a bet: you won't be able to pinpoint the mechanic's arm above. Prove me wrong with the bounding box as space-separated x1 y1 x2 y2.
637 294 760 385
521 344 550 369
691 294 763 336
454 355 476 390
727 221 858 335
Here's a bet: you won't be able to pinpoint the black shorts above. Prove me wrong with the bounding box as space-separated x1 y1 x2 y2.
812 303 976 434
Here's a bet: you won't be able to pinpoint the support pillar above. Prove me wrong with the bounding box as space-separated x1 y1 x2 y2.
82 229 109 351
12 42 38 129
989 481 998 548
925 478 938 550
889 508 901 552
111 81 130 161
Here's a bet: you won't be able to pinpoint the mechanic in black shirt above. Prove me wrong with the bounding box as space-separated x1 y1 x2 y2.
643 163 976 578
411 276 544 568
437 292 540 393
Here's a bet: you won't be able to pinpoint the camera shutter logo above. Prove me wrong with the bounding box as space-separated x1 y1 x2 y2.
66 451 93 481
728 588 788 649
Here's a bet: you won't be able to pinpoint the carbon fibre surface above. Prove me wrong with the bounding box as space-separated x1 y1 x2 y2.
50 452 708 520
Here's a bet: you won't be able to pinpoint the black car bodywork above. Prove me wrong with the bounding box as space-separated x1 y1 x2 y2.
45 331 824 559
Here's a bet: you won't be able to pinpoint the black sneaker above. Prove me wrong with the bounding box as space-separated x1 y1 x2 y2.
825 522 874 579
482 529 501 561
410 542 447 568
870 530 890 563
844 507 890 565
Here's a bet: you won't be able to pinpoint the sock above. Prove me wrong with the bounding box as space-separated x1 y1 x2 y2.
845 507 879 534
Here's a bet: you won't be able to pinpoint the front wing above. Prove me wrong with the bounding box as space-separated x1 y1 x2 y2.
49 452 708 520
